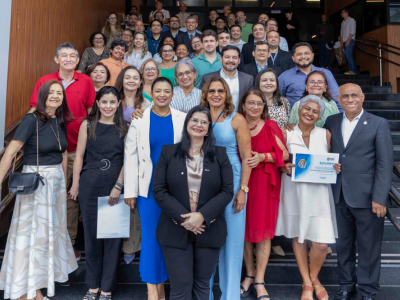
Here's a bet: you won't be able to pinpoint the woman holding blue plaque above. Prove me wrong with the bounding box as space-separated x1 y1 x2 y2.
275 95 338 300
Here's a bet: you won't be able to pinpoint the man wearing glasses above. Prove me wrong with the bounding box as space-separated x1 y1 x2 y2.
149 0 170 24
168 16 181 38
146 11 170 37
236 11 253 42
202 9 219 32
222 6 232 23
240 41 282 81
241 22 266 64
249 18 289 52
278 42 341 110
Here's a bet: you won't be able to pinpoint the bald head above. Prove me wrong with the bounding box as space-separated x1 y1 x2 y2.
338 83 365 120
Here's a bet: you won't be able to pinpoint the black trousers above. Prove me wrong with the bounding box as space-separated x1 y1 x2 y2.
80 198 122 292
335 191 385 298
161 242 221 300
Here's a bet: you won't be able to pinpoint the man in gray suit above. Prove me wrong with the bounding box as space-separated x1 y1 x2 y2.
200 45 253 111
324 83 393 300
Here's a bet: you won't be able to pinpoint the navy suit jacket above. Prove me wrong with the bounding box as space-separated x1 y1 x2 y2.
239 62 282 83
268 48 296 72
175 31 201 54
324 111 393 208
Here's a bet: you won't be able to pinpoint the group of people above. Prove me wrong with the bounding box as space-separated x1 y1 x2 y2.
0 3 392 300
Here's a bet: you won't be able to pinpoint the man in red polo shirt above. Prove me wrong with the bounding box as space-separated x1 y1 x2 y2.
29 42 96 261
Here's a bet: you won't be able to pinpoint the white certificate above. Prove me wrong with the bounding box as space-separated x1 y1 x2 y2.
97 195 130 239
291 153 339 184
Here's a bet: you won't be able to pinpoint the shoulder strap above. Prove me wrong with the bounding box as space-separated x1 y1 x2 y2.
32 114 39 173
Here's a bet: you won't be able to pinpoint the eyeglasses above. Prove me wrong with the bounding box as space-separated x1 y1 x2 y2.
170 20 179 23
207 89 226 94
247 101 265 107
144 67 157 72
121 34 133 37
255 49 268 53
93 38 104 41
162 49 174 53
177 70 192 78
308 80 326 86
237 14 245 18
192 41 201 45
189 118 209 126
216 21 225 25
267 23 278 27
152 24 162 28
109 17 117 20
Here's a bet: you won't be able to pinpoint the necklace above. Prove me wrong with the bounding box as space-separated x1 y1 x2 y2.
152 107 171 117
49 118 62 151
248 119 261 131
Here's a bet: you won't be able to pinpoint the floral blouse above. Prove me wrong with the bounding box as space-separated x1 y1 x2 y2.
268 97 291 128
78 48 110 72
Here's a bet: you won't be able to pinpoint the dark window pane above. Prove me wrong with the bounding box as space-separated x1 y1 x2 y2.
236 0 259 8
263 0 291 8
207 0 232 7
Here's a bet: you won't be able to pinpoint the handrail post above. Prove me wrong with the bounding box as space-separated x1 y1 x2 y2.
378 43 383 86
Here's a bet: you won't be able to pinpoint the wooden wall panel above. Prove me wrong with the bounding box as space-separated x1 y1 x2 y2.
327 0 358 15
5 0 125 131
386 26 400 94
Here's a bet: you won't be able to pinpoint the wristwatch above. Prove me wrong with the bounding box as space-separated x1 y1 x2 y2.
240 186 249 193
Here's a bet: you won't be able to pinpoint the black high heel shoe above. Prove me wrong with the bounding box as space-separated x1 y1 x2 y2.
252 282 270 300
240 275 255 298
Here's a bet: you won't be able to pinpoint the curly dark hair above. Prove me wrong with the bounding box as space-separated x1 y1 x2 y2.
302 70 333 101
89 32 107 47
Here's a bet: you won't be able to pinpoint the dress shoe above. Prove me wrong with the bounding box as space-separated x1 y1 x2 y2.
333 289 357 300
361 297 375 300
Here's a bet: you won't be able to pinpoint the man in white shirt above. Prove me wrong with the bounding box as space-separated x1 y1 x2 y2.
340 8 357 75
200 45 253 110
230 25 246 51
149 1 170 24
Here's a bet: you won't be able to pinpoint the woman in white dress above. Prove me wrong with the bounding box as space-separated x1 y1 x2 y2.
275 95 339 300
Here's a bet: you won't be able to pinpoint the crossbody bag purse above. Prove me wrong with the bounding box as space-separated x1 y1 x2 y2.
8 114 45 195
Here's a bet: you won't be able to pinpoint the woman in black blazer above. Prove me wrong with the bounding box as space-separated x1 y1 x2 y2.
153 105 234 300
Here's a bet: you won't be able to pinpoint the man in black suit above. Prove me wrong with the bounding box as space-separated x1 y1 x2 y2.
267 30 295 72
202 9 219 32
176 16 201 54
240 41 282 82
200 45 253 111
324 83 393 300
242 22 266 65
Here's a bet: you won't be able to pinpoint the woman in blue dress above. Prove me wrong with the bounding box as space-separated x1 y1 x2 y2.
200 77 252 300
124 77 187 300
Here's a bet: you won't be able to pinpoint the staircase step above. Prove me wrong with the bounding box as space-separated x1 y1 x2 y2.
364 93 400 101
336 79 379 86
364 101 400 109
333 74 371 80
367 109 400 120
394 145 400 161
388 120 400 131
392 132 400 144
362 86 392 93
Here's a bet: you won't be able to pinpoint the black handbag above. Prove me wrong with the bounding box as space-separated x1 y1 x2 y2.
8 115 45 195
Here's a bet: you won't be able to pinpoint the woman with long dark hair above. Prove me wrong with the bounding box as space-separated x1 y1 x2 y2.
78 32 109 73
200 77 252 300
0 80 76 300
289 70 339 127
115 66 151 123
124 77 187 300
152 106 234 300
255 68 291 128
69 86 128 300
102 12 123 49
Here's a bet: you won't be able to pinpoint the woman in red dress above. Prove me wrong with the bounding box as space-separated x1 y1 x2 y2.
238 89 288 300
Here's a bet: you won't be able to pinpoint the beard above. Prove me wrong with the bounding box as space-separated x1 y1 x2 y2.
295 59 313 69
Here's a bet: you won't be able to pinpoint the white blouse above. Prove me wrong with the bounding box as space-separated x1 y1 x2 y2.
124 50 152 70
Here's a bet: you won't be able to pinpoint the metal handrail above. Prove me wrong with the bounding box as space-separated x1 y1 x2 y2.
355 36 400 87
389 163 400 233
358 36 400 52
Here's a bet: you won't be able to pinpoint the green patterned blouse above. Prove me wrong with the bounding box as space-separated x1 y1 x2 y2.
289 97 340 128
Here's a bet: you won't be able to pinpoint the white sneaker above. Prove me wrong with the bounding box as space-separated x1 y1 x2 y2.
123 253 136 264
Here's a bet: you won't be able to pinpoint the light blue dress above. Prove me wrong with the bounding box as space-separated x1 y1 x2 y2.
210 112 245 300
136 111 171 284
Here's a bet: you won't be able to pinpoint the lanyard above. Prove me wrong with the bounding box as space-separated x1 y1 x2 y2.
212 110 224 129
270 50 278 65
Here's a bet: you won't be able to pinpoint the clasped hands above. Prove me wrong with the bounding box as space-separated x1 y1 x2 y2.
181 212 206 235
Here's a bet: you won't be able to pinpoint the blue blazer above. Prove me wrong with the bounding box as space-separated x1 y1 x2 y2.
324 111 393 208
175 31 201 54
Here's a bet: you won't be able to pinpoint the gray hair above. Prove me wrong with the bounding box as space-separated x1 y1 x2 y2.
55 42 79 58
186 15 198 23
298 95 326 117
174 58 198 84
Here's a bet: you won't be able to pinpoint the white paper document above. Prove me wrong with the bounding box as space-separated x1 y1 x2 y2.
97 195 130 239
291 153 339 184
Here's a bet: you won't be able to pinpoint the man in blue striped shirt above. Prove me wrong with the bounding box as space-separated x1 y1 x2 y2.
278 42 343 112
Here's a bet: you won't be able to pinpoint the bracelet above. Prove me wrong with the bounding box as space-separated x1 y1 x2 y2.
114 185 122 191
115 181 124 188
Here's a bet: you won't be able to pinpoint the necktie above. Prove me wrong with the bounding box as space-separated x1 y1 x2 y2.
190 34 194 40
